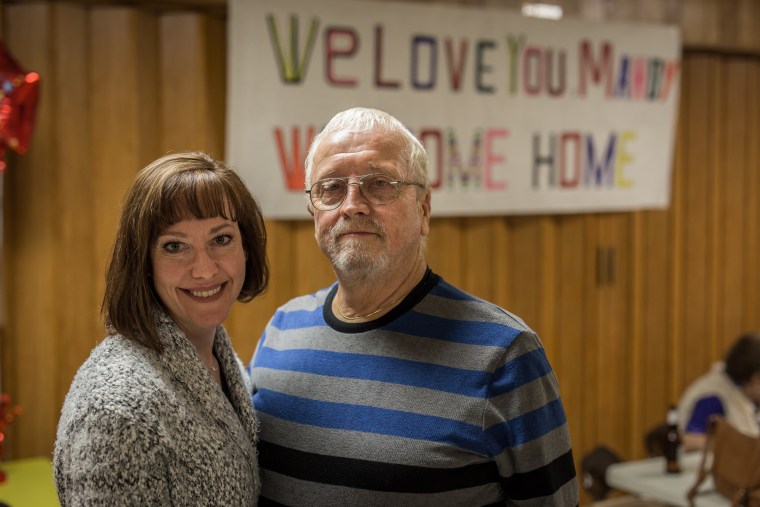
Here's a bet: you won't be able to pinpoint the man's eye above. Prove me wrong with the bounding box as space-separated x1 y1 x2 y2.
370 177 392 187
321 181 344 193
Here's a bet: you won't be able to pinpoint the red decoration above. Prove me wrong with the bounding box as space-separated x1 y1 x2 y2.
0 393 23 484
0 40 41 171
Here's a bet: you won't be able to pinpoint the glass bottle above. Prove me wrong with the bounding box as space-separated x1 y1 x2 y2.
664 404 681 474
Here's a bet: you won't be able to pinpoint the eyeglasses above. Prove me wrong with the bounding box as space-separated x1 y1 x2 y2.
306 173 425 211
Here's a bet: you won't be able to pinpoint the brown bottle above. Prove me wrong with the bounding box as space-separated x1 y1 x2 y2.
664 404 681 473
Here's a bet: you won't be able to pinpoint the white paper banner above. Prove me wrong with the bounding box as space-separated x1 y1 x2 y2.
227 0 681 219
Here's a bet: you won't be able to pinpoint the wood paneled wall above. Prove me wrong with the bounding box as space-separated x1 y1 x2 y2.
2 1 760 504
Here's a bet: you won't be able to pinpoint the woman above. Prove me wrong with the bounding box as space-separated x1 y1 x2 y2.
53 152 268 505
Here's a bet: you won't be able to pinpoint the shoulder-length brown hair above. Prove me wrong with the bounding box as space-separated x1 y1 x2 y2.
101 152 269 351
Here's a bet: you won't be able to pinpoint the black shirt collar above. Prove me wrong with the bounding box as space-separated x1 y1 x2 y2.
323 267 440 333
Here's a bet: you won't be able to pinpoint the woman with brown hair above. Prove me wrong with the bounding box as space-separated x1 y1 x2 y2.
53 152 268 506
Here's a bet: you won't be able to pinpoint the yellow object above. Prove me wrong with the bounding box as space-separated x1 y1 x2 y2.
0 457 59 507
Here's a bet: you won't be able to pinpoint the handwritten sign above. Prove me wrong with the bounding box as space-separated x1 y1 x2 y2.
227 0 681 218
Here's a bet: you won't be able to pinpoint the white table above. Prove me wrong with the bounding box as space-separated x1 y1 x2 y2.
606 452 729 506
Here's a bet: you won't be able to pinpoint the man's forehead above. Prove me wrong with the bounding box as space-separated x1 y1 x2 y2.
315 135 399 174
317 130 393 155
314 160 396 180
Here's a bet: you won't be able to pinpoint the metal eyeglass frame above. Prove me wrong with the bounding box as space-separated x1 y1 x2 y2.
305 173 425 211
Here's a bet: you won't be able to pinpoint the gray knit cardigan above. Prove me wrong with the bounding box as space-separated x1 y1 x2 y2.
53 310 260 506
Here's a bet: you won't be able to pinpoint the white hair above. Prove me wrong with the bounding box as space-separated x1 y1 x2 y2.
304 107 429 189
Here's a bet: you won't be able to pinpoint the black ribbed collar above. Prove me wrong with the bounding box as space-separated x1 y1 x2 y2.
323 267 440 333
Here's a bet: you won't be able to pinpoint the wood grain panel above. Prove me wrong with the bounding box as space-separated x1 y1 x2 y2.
491 217 511 311
462 216 497 302
505 217 542 328
595 214 633 454
706 56 723 361
668 57 688 405
160 13 207 152
159 12 225 155
719 0 760 53
680 0 726 49
636 209 673 448
3 3 58 459
679 55 713 389
52 3 99 413
554 215 588 472
580 215 600 464
427 217 464 286
135 11 160 162
537 216 558 360
629 212 644 455
294 219 334 295
90 7 159 304
717 58 748 348
744 60 760 333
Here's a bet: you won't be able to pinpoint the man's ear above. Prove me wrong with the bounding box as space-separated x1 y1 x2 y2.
307 203 315 217
419 190 431 237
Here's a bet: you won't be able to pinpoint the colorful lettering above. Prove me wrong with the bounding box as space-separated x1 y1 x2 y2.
374 25 400 89
444 38 468 92
484 129 508 190
325 26 358 86
475 40 496 93
532 131 636 189
579 40 613 96
266 14 319 84
412 36 437 90
273 126 315 190
615 131 635 188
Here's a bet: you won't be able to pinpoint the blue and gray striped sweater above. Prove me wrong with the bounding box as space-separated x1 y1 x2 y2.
250 269 578 506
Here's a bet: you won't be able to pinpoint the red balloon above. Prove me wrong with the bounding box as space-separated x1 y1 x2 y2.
0 40 41 171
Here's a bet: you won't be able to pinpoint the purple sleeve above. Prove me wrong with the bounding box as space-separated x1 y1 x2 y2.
685 396 725 433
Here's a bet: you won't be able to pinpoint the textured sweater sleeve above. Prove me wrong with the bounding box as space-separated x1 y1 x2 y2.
53 340 173 507
54 397 171 507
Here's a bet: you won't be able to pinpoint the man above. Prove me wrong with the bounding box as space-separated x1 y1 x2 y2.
677 332 760 451
250 107 578 505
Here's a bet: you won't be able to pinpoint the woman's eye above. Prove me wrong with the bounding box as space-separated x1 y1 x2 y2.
162 241 183 253
213 234 233 246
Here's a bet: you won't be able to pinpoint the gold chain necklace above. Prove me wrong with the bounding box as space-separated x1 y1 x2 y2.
336 292 407 321
336 257 424 321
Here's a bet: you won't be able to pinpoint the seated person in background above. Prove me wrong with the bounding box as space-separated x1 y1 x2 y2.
677 332 760 451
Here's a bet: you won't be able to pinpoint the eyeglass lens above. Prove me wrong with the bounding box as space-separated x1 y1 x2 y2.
311 174 400 209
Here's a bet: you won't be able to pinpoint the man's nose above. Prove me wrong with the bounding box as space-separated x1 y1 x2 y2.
346 181 365 198
340 181 370 212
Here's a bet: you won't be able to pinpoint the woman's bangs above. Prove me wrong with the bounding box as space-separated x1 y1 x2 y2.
157 172 240 230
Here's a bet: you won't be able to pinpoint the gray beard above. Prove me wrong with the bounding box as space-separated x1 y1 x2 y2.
328 237 390 284
323 217 390 284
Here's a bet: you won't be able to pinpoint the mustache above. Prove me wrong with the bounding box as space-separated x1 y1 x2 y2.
329 217 385 240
